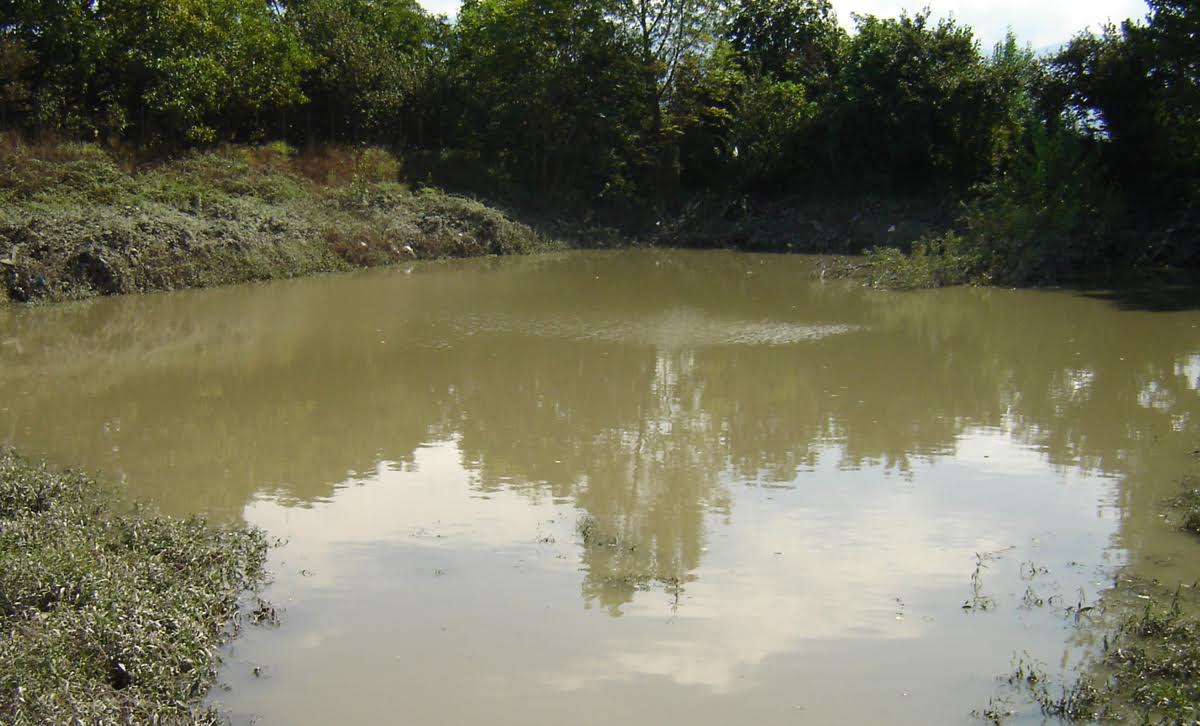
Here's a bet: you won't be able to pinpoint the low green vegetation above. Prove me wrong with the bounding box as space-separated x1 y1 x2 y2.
1004 579 1200 724
0 450 271 724
867 123 1127 288
0 137 554 303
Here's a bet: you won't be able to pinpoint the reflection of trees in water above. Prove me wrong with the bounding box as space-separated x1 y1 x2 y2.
1 253 1199 610
866 287 1200 570
457 349 734 612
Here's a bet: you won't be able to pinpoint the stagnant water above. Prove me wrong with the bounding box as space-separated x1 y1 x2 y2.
2 250 1199 724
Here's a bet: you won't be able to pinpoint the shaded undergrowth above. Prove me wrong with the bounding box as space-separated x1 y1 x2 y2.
0 450 271 724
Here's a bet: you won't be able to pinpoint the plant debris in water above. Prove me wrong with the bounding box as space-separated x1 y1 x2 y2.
0 450 270 724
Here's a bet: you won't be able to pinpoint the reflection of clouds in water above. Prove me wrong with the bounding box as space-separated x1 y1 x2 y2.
229 427 1119 724
451 310 857 348
1127 351 1200 424
548 432 1077 693
1175 353 1200 390
955 426 1076 477
549 501 946 692
1138 380 1175 412
243 441 579 592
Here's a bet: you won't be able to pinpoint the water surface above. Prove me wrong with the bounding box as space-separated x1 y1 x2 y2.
2 250 1198 724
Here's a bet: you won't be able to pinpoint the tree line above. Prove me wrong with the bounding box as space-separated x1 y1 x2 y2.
2 0 1197 278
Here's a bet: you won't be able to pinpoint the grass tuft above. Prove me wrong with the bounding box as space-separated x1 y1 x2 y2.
997 481 1200 724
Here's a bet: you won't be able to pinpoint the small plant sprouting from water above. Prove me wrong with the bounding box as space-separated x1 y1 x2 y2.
963 548 1012 613
577 514 619 549
971 696 1015 725
1020 586 1045 609
1063 587 1097 624
1019 560 1049 580
999 654 1103 723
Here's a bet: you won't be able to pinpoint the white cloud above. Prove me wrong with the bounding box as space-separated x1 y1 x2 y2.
415 0 1150 50
834 0 1150 49
420 0 462 18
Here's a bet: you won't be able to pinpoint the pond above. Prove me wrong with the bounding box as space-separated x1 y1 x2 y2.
2 250 1198 724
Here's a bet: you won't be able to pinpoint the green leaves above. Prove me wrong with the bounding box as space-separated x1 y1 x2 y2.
4 0 313 142
288 0 436 138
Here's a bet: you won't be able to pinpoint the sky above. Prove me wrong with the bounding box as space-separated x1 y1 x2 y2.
415 0 1151 51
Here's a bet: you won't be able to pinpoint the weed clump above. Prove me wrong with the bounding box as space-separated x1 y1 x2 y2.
1019 583 1200 724
0 450 270 724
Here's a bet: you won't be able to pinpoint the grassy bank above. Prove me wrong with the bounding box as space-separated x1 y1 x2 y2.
0 137 557 304
0 450 270 724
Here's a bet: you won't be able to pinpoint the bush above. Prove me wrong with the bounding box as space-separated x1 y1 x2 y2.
866 232 988 288
291 145 401 187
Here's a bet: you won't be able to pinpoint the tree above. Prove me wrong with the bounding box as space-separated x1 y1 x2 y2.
1052 0 1199 192
710 0 846 189
453 0 645 196
0 33 34 126
828 11 999 191
607 0 724 195
2 0 116 136
2 0 312 142
112 0 314 143
287 0 439 142
725 0 841 87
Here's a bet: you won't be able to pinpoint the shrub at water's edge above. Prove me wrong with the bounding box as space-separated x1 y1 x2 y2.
865 232 989 289
865 123 1129 289
0 139 557 304
0 450 270 724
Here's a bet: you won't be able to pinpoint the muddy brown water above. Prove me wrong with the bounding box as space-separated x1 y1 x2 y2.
2 250 1199 724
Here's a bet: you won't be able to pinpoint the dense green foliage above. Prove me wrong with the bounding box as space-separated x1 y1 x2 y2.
2 0 1197 283
0 450 269 724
